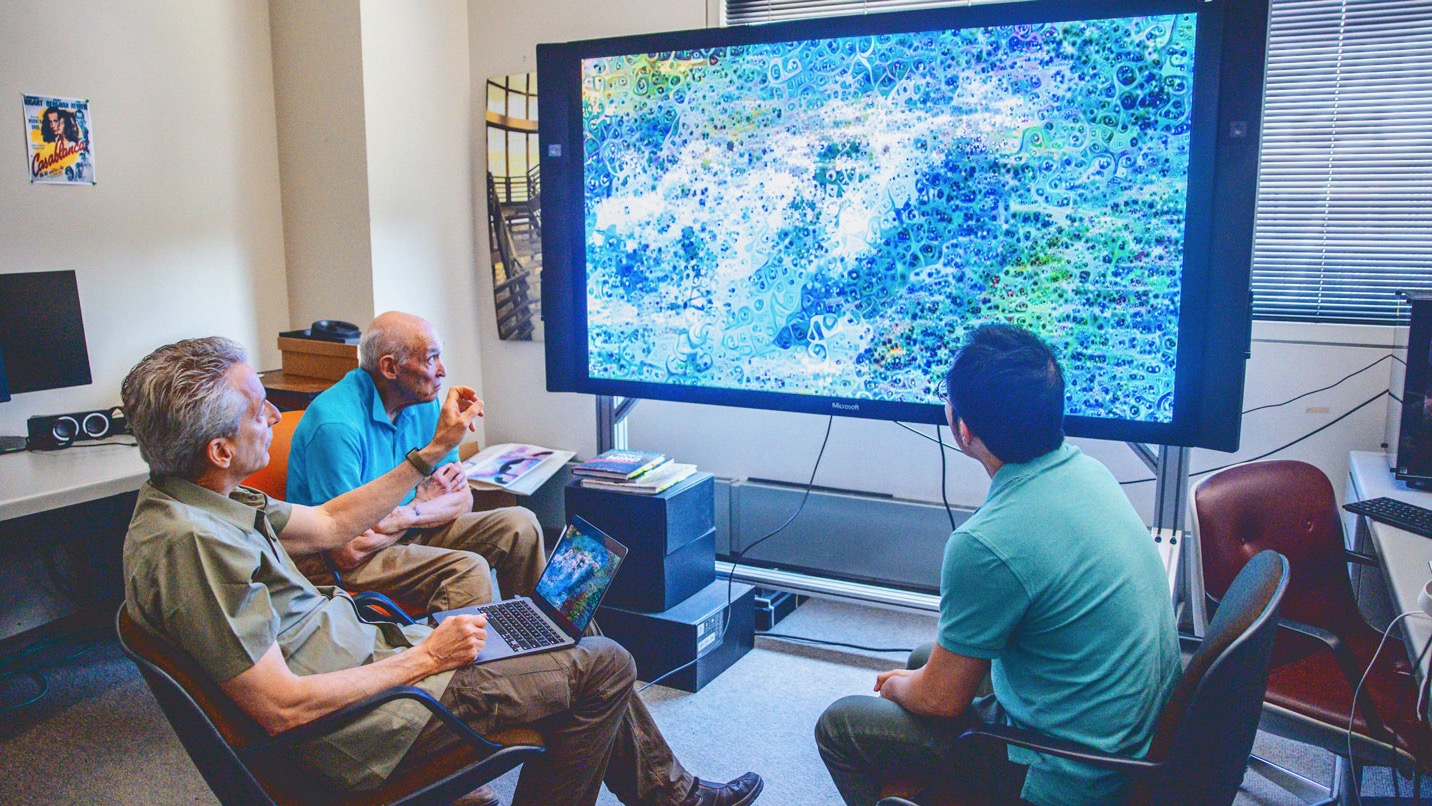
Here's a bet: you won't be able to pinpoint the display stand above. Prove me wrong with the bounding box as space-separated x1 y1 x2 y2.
594 396 1195 617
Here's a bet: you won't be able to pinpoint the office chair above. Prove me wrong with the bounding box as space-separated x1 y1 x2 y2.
117 605 543 806
878 549 1289 806
1193 460 1431 804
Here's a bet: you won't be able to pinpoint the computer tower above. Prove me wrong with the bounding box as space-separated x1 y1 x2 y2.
597 580 755 692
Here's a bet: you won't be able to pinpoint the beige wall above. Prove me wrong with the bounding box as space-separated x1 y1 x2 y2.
362 0 484 409
468 0 710 455
0 1 289 435
270 0 375 330
271 0 483 438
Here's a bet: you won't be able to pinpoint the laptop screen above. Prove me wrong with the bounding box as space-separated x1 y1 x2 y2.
534 517 627 633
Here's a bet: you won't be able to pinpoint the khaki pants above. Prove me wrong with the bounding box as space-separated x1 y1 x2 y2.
297 507 546 614
395 637 693 806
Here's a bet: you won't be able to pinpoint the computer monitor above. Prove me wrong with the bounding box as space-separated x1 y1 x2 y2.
1396 293 1432 489
0 270 93 394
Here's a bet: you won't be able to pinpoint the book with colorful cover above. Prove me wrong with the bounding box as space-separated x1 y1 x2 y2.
571 449 669 480
463 443 575 496
579 462 698 495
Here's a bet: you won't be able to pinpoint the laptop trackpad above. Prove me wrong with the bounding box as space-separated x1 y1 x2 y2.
474 630 516 663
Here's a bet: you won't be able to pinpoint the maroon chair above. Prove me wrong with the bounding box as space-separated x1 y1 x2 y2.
1192 460 1430 803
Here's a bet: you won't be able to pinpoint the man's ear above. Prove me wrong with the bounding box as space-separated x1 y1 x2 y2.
206 436 234 470
378 354 401 380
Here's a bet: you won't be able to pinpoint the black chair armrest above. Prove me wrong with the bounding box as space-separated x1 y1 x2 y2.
957 723 1160 774
244 685 502 759
1177 632 1204 653
1275 616 1391 743
352 591 418 626
1344 549 1379 567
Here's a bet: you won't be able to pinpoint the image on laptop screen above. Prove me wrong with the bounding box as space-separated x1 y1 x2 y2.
535 521 624 632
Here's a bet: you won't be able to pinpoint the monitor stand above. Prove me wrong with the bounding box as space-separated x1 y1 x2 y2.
0 436 27 454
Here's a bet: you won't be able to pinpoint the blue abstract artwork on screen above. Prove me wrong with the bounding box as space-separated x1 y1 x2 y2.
581 13 1195 423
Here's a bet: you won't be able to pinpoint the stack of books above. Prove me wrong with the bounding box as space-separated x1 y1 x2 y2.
572 449 697 495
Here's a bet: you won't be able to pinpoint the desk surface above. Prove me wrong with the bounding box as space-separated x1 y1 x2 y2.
1347 450 1432 682
0 440 150 522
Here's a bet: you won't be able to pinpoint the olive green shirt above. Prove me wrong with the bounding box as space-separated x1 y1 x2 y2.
122 477 454 791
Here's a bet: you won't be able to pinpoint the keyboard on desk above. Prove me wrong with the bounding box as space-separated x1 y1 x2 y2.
479 599 565 651
1343 497 1432 539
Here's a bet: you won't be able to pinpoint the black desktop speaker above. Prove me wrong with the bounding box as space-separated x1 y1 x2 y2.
27 407 128 450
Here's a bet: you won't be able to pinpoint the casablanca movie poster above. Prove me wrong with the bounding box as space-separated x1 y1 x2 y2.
23 94 94 185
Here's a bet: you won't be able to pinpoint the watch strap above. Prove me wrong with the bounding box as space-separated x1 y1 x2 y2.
405 448 436 477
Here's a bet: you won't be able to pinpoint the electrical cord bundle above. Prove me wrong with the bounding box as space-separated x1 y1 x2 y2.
0 628 101 713
1346 609 1432 804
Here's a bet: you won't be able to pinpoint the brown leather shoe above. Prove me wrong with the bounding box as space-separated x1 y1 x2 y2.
452 784 501 806
681 772 763 806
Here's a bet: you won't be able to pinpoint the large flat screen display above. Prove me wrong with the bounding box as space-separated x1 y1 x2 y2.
539 0 1269 450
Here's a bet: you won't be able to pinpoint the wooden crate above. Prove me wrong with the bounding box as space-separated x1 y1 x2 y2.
278 336 358 381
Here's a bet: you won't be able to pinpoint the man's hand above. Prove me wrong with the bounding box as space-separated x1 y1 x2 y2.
415 463 467 501
329 529 402 571
418 614 487 672
426 387 482 457
871 646 989 720
874 668 918 703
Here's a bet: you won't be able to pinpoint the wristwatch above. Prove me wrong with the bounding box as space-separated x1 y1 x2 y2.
405 448 436 477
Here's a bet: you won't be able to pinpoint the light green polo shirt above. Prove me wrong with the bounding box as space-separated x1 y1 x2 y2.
938 443 1180 806
122 477 454 791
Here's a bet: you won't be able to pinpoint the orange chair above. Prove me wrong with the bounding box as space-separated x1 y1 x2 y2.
242 408 305 500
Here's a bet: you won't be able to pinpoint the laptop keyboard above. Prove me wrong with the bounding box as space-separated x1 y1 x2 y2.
482 600 565 651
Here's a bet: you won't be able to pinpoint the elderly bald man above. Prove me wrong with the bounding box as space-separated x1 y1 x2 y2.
286 311 544 614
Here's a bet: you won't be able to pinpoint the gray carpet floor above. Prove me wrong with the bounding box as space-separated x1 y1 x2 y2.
0 597 1418 804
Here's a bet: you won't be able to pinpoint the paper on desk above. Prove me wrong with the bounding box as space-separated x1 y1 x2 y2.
463 443 575 497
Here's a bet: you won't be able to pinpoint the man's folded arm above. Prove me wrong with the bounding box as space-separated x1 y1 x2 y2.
219 614 489 735
276 386 482 556
875 644 990 719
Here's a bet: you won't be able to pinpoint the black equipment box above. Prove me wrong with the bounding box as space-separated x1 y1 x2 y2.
598 580 755 692
566 472 716 611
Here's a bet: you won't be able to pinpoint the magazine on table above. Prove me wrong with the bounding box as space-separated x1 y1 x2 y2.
571 449 670 480
463 443 575 496
579 462 698 495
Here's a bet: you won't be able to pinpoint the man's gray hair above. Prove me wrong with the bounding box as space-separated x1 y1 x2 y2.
120 336 250 480
359 318 420 373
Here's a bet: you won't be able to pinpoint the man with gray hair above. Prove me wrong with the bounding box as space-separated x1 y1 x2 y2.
120 336 764 806
286 311 544 614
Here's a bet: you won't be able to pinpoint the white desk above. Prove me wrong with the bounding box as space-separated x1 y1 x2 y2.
1346 450 1432 684
0 440 150 522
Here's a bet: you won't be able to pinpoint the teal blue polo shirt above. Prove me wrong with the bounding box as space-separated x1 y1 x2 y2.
286 369 459 507
938 443 1180 806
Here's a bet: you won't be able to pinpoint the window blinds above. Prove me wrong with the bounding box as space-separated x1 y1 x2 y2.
724 0 1432 324
1252 0 1432 323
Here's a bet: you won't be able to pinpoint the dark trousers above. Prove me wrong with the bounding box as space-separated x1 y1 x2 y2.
815 643 1029 806
397 637 693 806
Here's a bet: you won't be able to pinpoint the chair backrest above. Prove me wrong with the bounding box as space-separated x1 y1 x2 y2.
1131 549 1288 805
242 409 305 500
115 605 286 805
1192 460 1364 641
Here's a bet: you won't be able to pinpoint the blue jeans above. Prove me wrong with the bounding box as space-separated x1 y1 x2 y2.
815 643 1029 805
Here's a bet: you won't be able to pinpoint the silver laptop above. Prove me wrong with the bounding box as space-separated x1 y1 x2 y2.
429 515 628 664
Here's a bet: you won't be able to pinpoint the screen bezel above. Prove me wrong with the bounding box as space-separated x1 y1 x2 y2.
534 515 630 635
539 0 1265 451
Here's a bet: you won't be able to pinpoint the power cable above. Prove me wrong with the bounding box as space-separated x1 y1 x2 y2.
1118 390 1390 485
637 416 836 694
1241 354 1393 416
